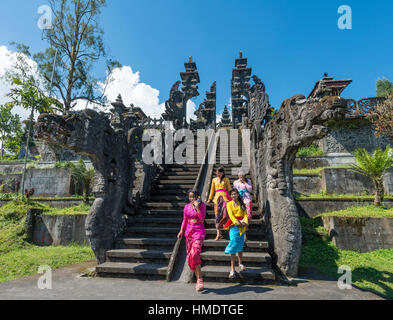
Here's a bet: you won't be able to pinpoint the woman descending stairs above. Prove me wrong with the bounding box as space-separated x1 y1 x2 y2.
96 145 204 279
199 133 276 283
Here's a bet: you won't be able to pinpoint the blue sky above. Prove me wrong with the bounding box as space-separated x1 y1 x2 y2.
0 0 393 117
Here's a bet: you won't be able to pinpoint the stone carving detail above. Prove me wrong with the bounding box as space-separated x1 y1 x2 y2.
253 94 347 277
231 52 251 128
163 57 200 129
34 95 143 264
163 81 185 128
191 81 216 130
249 75 271 123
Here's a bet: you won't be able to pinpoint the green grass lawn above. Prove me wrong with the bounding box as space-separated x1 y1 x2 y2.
296 192 393 200
300 217 393 299
44 203 91 215
0 199 94 283
317 205 393 218
0 245 94 283
293 165 351 177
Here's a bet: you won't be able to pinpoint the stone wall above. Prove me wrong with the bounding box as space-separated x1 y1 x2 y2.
319 120 391 154
294 154 356 169
296 199 393 218
28 213 89 246
24 168 72 197
293 175 321 195
0 173 21 192
321 168 393 195
322 216 393 252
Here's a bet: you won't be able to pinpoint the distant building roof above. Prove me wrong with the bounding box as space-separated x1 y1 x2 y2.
308 73 352 99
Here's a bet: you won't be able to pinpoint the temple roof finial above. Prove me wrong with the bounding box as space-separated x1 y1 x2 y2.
239 51 243 59
189 56 193 63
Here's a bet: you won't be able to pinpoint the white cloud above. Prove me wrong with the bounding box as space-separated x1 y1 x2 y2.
0 46 197 123
0 45 40 120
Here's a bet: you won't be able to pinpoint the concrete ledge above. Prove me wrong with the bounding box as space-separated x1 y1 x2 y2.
28 213 89 246
0 198 92 208
322 216 393 252
296 199 393 218
294 154 355 169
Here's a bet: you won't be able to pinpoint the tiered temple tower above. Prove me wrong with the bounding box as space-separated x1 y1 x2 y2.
231 51 252 128
219 105 232 127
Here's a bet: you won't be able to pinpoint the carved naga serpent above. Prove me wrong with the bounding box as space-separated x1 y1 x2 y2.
253 94 347 277
34 109 143 264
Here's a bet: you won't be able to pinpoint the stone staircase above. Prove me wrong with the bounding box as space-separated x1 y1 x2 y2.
198 132 276 283
96 142 204 279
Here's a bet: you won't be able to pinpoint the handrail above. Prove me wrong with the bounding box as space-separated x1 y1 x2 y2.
166 132 217 282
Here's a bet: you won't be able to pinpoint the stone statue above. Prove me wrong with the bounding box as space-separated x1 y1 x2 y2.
252 94 347 277
163 57 200 129
162 81 185 129
34 97 143 264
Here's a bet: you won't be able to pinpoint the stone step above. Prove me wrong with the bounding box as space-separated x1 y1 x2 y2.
204 228 264 237
116 237 176 248
201 251 271 263
204 218 263 226
96 262 167 276
149 195 190 202
143 202 187 208
130 217 182 225
203 239 269 251
162 171 200 176
136 209 183 216
159 179 196 184
160 175 199 180
165 168 201 172
206 203 259 210
152 189 189 196
125 226 178 235
153 184 194 190
106 249 172 261
200 265 275 282
169 164 201 169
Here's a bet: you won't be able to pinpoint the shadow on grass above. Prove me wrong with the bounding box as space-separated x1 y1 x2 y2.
351 267 393 300
299 216 392 300
201 284 274 295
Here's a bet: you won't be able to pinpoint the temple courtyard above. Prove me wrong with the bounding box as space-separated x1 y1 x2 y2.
0 261 382 300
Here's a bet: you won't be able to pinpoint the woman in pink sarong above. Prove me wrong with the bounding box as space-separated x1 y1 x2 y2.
177 190 206 292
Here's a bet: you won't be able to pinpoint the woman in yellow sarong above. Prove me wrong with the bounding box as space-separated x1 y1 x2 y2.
206 167 231 241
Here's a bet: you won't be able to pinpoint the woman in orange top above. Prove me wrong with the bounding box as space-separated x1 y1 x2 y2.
206 167 231 241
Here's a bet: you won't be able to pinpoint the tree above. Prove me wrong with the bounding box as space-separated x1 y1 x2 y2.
0 104 23 160
364 94 393 140
350 146 393 206
7 77 59 197
376 78 393 97
32 0 120 113
69 160 95 203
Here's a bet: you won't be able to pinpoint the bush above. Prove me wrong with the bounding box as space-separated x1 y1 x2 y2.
297 143 324 157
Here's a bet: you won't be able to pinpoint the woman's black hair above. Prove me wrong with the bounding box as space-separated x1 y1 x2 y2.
216 167 225 183
188 189 200 201
229 188 246 211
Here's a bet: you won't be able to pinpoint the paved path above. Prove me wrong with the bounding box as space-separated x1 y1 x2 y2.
0 261 382 300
